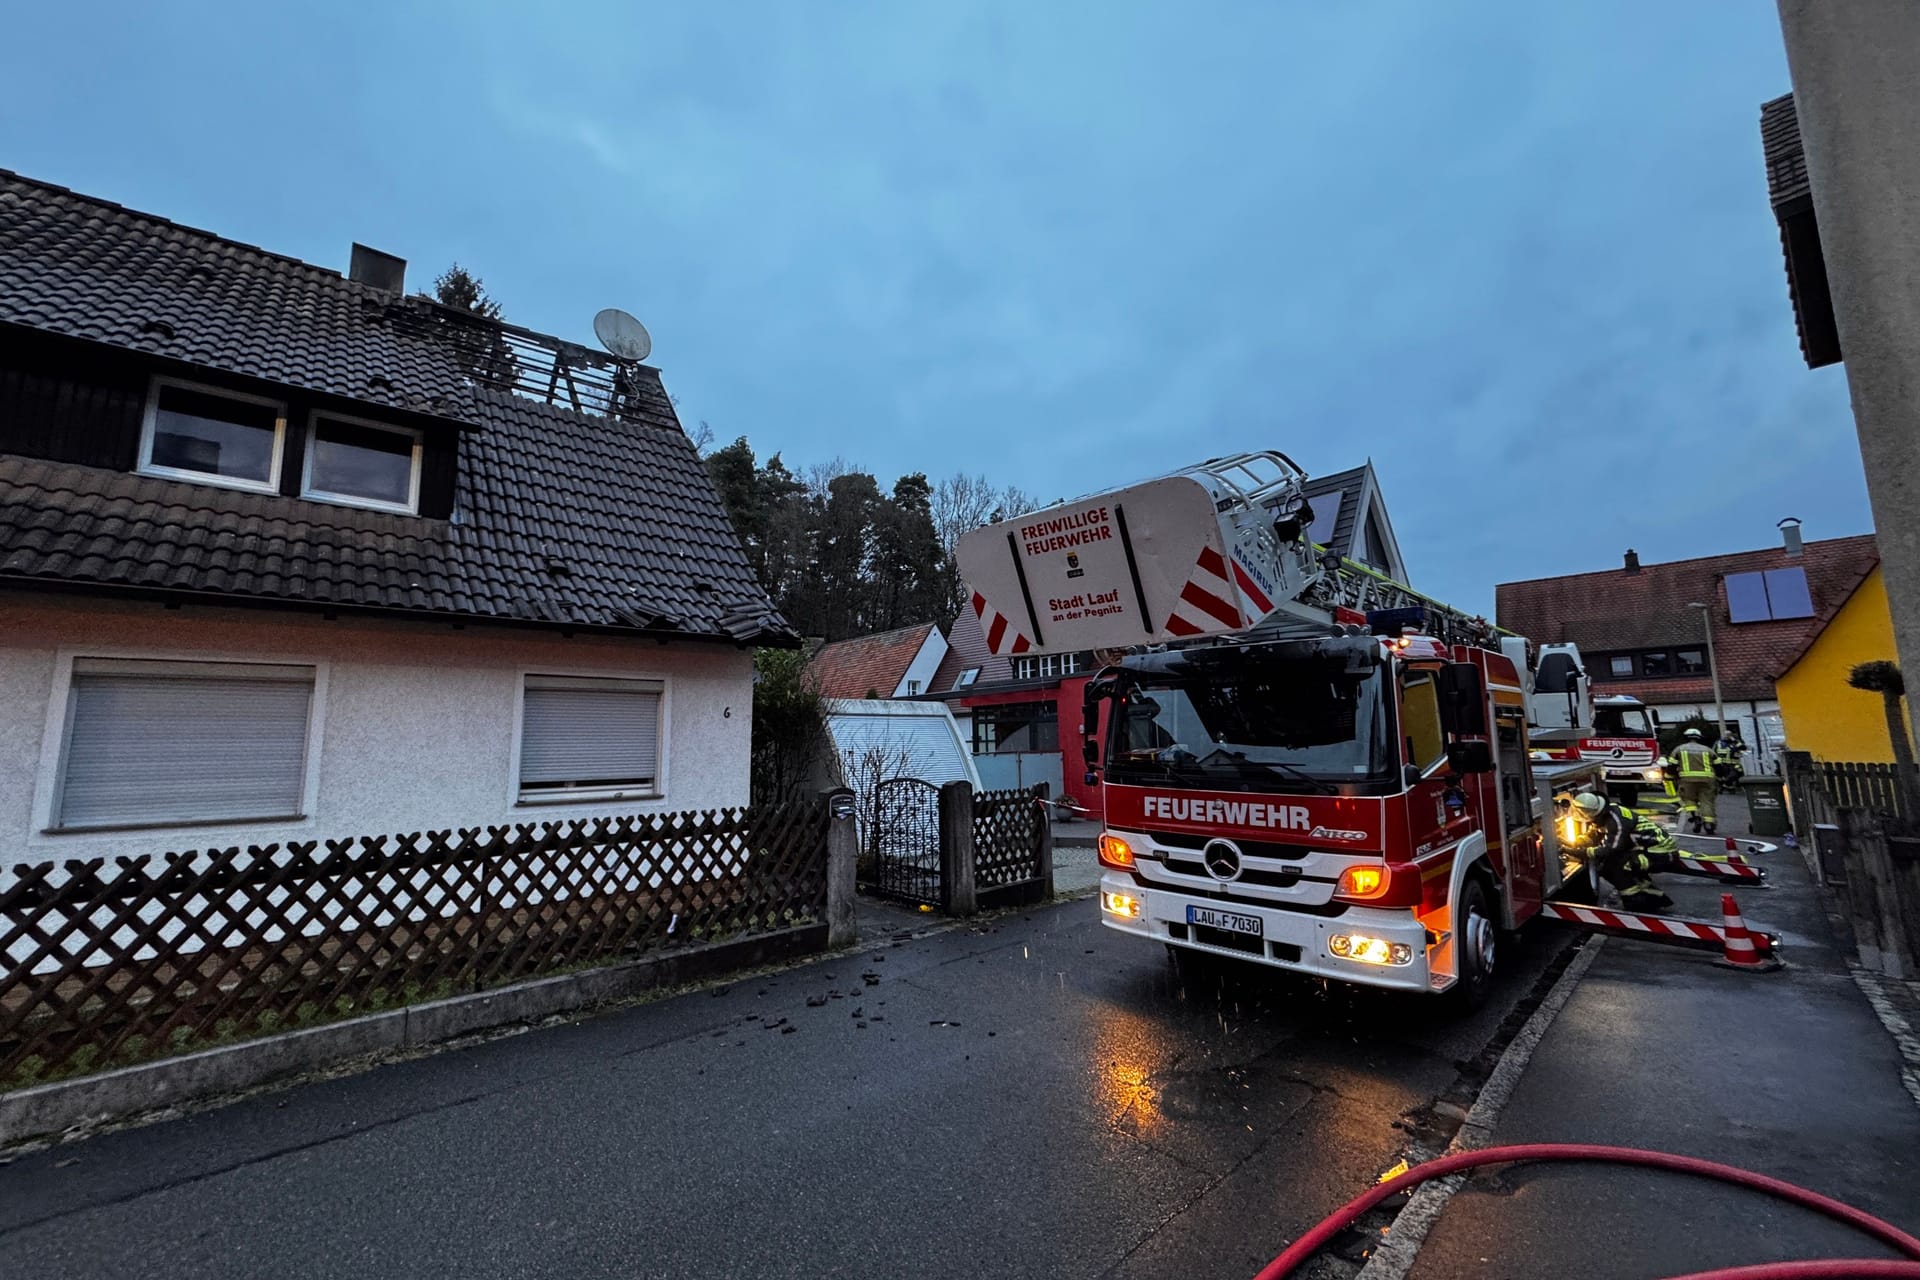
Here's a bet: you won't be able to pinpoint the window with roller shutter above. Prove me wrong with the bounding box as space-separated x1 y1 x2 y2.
52 659 316 831
517 675 665 802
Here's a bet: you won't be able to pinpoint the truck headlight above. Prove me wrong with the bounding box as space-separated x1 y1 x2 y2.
1643 767 1665 783
1102 891 1141 918
1330 933 1414 966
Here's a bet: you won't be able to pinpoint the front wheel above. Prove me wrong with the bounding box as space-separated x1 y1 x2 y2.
1448 877 1499 1010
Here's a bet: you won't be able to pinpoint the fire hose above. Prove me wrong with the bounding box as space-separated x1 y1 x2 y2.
1249 1143 1920 1280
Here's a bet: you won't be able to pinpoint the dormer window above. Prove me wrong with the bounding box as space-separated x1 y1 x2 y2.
302 413 422 514
138 378 286 493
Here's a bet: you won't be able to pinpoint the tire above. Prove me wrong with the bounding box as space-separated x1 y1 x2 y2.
1448 876 1499 1010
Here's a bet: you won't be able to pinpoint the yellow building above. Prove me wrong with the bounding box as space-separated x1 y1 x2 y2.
1777 564 1913 762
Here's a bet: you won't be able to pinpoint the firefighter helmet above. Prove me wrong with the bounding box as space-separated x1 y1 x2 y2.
1683 728 1703 739
1571 792 1607 819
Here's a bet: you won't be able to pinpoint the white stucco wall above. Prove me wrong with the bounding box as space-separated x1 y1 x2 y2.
0 592 754 867
894 629 949 698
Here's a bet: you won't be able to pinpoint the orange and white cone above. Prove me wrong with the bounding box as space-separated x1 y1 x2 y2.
1726 837 1740 856
1718 893 1777 969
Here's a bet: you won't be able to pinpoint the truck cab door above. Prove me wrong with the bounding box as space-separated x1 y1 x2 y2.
1399 669 1471 885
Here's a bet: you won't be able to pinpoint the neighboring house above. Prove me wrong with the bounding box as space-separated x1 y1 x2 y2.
805 622 946 699
1295 461 1411 584
1496 525 1879 772
923 456 1412 819
1776 562 1910 763
0 169 792 868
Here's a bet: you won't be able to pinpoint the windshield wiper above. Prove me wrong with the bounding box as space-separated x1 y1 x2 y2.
1223 753 1339 796
1189 748 1341 796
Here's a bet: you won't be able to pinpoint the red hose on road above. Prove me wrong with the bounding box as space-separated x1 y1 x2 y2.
1250 1143 1920 1280
1662 1265 1920 1279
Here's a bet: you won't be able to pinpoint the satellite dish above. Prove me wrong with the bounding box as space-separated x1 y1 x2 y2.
593 308 652 362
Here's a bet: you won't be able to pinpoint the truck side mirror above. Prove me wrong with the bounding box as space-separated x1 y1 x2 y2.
1447 741 1495 774
1436 663 1488 737
1083 738 1101 767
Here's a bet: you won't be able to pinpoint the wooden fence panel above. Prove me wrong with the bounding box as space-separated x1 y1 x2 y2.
973 787 1051 908
0 803 829 1088
1818 762 1907 818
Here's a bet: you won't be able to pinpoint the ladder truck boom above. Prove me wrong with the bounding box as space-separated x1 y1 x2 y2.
954 451 1501 656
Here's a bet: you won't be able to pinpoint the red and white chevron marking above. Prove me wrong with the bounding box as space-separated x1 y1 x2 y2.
971 592 1033 656
1540 901 1741 948
1674 855 1765 882
1163 546 1246 638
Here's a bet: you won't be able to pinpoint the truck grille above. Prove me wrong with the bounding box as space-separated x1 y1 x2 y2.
1163 854 1304 889
1151 830 1311 861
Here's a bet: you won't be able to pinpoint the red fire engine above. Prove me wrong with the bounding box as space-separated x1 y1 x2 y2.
955 453 1773 1002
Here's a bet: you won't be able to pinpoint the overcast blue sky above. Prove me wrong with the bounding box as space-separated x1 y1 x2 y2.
0 2 1870 613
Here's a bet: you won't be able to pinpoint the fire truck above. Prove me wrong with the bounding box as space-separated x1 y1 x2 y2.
1513 643 1663 804
955 453 1692 1003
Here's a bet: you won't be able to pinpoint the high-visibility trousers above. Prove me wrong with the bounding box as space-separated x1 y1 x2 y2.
1678 777 1716 826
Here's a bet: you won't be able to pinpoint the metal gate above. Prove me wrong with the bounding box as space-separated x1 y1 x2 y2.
861 777 943 907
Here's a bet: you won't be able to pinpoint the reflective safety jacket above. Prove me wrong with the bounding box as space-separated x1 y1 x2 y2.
1674 741 1716 779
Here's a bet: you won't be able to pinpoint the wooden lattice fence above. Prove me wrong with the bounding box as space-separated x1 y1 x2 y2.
1 803 828 1087
972 787 1051 908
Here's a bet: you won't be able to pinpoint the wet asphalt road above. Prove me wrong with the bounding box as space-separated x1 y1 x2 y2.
0 899 1571 1280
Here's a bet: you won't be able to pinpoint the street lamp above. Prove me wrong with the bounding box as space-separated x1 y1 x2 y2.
1687 601 1727 745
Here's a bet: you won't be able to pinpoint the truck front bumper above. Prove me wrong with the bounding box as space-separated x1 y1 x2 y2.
1098 873 1442 994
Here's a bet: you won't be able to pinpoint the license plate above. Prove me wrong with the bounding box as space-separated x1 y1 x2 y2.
1187 905 1262 936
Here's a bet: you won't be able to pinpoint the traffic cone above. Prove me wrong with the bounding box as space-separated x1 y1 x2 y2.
1718 893 1777 969
1726 836 1739 855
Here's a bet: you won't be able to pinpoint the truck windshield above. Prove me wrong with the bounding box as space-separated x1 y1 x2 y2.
1594 706 1653 736
1106 664 1390 791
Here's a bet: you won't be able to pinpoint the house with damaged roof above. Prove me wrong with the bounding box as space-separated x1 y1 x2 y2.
0 169 792 867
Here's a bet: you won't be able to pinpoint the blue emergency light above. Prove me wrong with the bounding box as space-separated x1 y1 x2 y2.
1366 605 1427 635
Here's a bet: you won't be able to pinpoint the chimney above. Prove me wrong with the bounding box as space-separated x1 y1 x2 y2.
1779 516 1804 557
349 243 406 293
1624 549 1641 574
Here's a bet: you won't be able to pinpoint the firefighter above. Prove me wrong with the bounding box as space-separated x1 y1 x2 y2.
1673 728 1719 834
1713 736 1745 793
1619 802 1682 871
1568 791 1678 914
1657 755 1683 807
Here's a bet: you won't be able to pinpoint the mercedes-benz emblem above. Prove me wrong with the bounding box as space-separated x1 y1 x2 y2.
1609 746 1625 759
1202 838 1243 882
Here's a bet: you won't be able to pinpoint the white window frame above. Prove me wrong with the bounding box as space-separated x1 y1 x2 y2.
509 670 671 807
956 668 980 688
137 376 288 495
33 649 329 836
300 410 425 515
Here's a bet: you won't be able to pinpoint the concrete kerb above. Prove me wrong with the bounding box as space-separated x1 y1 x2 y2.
0 923 826 1150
